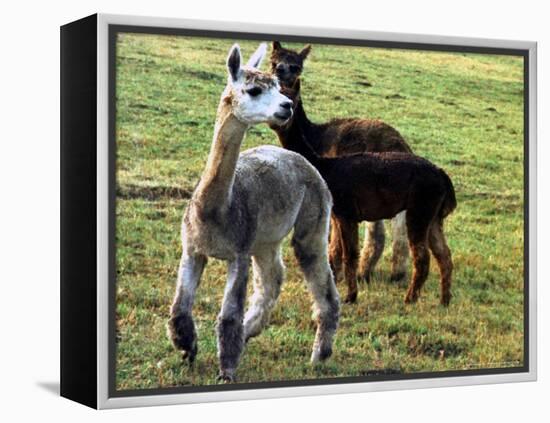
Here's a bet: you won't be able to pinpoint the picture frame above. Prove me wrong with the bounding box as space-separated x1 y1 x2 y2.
60 13 537 409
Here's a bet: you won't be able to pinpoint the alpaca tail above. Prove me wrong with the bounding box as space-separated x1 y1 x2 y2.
440 170 457 219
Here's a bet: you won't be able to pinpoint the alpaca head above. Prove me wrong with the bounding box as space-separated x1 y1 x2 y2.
270 41 311 88
225 43 293 126
270 78 302 130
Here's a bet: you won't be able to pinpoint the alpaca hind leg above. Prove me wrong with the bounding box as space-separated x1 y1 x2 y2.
243 245 284 341
390 211 409 282
404 241 430 304
328 217 344 282
292 226 340 363
358 220 385 283
168 252 207 363
403 207 435 304
217 256 249 382
338 219 360 303
428 220 453 306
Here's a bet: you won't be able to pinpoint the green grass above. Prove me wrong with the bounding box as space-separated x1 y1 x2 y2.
114 33 525 390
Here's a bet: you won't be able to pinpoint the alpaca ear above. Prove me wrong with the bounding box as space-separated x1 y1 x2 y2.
227 44 242 82
246 43 267 69
272 41 282 51
299 44 312 60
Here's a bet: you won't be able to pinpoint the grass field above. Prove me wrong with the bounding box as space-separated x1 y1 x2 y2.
114 33 525 390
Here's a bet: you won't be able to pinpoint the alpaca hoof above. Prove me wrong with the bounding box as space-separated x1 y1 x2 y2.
404 292 418 304
390 272 406 283
217 370 236 383
311 345 333 364
244 333 256 345
243 325 257 344
440 294 451 307
181 347 197 364
168 313 198 361
360 273 371 284
344 292 358 304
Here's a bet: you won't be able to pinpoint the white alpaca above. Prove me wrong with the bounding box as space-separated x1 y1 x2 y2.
168 44 339 382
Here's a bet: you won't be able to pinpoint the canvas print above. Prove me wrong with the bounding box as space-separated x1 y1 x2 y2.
113 31 525 392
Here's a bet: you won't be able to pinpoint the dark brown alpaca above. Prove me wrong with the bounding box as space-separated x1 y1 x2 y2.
270 41 414 286
273 81 457 305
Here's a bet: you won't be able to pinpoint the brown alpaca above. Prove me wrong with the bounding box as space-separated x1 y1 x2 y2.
270 41 414 286
273 81 456 305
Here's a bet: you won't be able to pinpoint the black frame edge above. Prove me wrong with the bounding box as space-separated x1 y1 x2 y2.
60 13 98 409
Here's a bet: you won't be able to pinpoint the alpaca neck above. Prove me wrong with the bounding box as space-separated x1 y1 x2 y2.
273 98 323 169
193 94 248 213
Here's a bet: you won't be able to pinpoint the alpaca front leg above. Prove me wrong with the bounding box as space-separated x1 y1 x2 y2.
217 256 249 383
168 252 207 363
390 211 409 282
328 217 343 282
358 220 385 283
338 219 360 303
243 246 284 342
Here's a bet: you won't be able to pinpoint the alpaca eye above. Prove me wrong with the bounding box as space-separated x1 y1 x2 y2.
289 65 301 73
246 87 263 97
